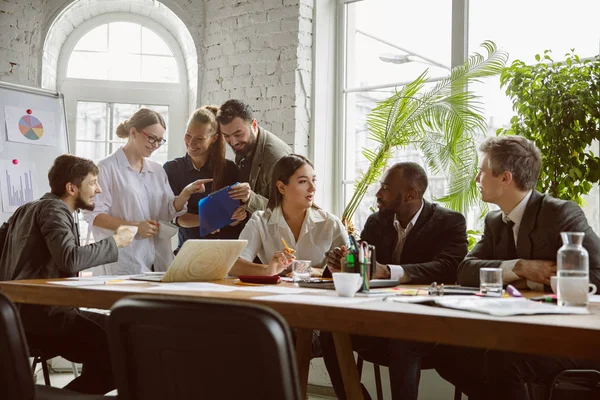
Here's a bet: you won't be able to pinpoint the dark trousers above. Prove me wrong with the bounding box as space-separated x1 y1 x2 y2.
26 310 114 395
321 332 489 400
484 351 600 400
321 332 458 400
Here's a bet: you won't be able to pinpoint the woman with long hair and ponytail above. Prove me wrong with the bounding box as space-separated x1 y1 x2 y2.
164 106 246 251
83 107 211 275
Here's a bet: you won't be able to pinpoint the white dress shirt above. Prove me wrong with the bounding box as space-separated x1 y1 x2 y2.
498 190 543 290
83 147 186 275
239 206 349 268
388 201 424 282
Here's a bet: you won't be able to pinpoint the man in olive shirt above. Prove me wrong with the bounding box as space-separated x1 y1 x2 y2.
217 99 291 213
0 154 133 394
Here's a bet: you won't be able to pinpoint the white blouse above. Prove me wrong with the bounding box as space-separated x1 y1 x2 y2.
83 147 185 275
239 206 349 268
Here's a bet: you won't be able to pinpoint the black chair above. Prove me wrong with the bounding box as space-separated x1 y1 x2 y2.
0 291 106 399
529 369 600 400
31 349 58 386
108 296 301 400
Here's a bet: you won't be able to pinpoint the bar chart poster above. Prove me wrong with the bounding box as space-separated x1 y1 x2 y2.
0 160 37 212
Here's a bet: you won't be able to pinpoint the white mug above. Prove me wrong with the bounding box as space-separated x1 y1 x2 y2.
551 276 597 295
157 220 178 240
332 273 363 297
552 275 597 307
121 225 139 237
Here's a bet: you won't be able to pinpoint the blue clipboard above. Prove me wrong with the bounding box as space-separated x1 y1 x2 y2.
197 183 240 237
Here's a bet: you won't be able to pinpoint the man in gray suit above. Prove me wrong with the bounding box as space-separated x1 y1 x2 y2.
442 136 600 399
217 99 291 213
0 154 134 394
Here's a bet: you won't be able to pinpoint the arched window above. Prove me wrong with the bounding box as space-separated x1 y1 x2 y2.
67 22 179 83
56 16 189 243
58 17 187 168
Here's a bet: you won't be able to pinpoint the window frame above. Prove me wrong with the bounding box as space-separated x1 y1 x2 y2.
57 13 188 161
335 0 469 222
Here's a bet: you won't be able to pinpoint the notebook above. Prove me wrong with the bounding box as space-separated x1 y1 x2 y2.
197 184 240 237
130 239 247 283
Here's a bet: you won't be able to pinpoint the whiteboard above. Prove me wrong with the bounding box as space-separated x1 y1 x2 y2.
0 81 69 223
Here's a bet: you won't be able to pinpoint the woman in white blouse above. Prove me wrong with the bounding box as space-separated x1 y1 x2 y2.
83 108 210 275
230 154 349 276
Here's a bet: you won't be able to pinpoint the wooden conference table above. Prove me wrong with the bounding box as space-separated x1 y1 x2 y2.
1 278 600 400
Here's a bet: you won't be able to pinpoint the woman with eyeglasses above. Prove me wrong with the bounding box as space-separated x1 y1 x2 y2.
163 106 247 251
83 107 210 275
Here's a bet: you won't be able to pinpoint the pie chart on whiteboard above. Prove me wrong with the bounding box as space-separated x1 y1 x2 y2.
18 115 44 140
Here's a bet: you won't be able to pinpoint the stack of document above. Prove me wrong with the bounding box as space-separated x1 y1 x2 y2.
388 296 591 316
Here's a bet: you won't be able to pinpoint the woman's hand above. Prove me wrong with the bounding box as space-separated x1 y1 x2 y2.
326 245 347 273
267 250 295 275
182 178 213 199
229 206 247 226
137 220 159 238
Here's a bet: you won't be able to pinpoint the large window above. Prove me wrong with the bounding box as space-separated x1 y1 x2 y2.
340 0 600 231
341 0 453 229
76 102 169 165
67 22 178 83
58 18 188 243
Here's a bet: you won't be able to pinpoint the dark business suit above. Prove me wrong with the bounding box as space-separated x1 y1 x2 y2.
458 190 600 287
322 201 468 400
362 200 468 284
441 191 600 400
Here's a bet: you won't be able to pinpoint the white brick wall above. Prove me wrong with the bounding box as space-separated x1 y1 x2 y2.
0 0 314 153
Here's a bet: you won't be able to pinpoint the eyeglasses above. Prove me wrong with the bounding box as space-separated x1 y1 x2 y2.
140 131 167 146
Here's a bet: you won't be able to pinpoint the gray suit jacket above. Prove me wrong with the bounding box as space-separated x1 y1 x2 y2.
237 127 291 213
0 193 118 334
458 191 600 287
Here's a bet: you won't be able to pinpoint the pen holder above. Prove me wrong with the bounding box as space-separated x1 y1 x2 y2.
359 262 371 292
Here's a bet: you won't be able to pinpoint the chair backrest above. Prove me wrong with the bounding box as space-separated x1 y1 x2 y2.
109 296 301 400
0 291 35 400
548 369 600 400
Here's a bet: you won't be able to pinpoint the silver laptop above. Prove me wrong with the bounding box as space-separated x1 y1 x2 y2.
130 239 247 283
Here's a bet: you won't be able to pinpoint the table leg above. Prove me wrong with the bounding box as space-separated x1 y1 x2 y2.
295 328 313 398
333 331 364 400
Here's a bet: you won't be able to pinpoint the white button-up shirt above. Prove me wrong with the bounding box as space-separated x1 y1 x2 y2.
239 206 349 268
83 147 185 275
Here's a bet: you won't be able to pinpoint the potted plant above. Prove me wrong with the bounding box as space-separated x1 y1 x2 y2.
499 50 600 204
341 41 508 231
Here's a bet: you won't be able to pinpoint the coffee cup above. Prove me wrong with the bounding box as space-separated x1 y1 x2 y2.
332 273 363 297
551 276 597 295
121 225 139 237
157 220 178 240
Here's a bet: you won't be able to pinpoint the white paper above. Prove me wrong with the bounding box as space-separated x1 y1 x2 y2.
233 285 325 294
66 275 137 281
49 277 143 286
49 280 107 287
0 160 37 212
253 294 381 305
589 295 600 303
434 297 590 316
145 282 238 292
4 106 56 147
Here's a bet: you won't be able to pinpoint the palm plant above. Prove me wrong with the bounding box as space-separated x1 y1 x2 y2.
341 41 509 228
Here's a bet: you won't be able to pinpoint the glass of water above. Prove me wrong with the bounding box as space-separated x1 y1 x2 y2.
291 260 311 282
480 267 503 296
